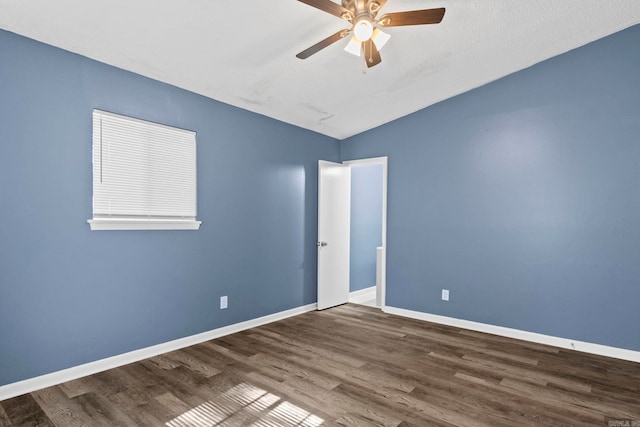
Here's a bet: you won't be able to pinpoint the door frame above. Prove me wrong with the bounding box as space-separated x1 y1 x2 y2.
342 156 388 311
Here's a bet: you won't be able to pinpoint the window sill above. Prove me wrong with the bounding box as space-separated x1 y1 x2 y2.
87 218 202 231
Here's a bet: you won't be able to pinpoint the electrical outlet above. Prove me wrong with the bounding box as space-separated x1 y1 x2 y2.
220 295 228 309
441 289 449 301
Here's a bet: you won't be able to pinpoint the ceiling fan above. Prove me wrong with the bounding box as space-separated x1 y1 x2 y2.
296 0 445 68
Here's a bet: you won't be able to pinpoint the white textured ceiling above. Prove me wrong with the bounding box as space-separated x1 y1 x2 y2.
1 1 639 139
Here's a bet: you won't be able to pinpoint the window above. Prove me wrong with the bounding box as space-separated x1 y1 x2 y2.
88 110 201 230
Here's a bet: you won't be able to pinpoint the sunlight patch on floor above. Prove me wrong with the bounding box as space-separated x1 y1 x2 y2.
166 382 324 426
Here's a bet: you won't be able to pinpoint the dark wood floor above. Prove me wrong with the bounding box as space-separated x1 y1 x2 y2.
2 304 639 426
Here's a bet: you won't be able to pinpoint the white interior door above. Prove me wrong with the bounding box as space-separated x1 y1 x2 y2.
317 160 351 310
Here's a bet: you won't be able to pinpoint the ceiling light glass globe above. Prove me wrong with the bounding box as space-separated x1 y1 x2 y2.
353 19 373 42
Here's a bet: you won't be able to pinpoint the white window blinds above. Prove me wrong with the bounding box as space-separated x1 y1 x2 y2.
88 110 201 230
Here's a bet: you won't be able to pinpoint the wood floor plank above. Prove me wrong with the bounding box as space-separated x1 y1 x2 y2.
255 326 368 369
246 371 401 427
501 377 640 420
30 386 93 427
249 352 343 391
335 381 485 427
241 333 414 395
405 363 588 426
458 329 562 355
104 391 168 426
159 347 223 378
56 377 94 400
2 393 55 427
3 304 640 426
0 404 13 427
70 392 138 426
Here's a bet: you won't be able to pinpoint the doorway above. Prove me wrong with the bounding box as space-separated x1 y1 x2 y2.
316 157 388 311
344 157 387 310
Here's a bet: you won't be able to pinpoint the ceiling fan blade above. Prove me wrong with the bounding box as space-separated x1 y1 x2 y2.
363 39 381 67
298 0 353 21
296 30 349 59
378 7 445 27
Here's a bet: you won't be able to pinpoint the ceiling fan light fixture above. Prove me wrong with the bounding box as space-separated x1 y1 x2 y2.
371 27 390 50
353 18 373 42
344 35 362 56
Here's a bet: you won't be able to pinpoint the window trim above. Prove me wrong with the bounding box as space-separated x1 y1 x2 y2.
88 217 201 231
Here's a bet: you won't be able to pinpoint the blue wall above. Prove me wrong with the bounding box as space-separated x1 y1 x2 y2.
0 30 339 386
3 22 640 388
350 164 383 292
341 24 640 351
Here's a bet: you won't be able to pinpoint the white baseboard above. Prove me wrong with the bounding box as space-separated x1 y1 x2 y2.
0 303 317 401
385 306 640 364
348 286 376 304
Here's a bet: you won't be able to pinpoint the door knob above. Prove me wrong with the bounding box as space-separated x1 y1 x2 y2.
317 241 328 247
